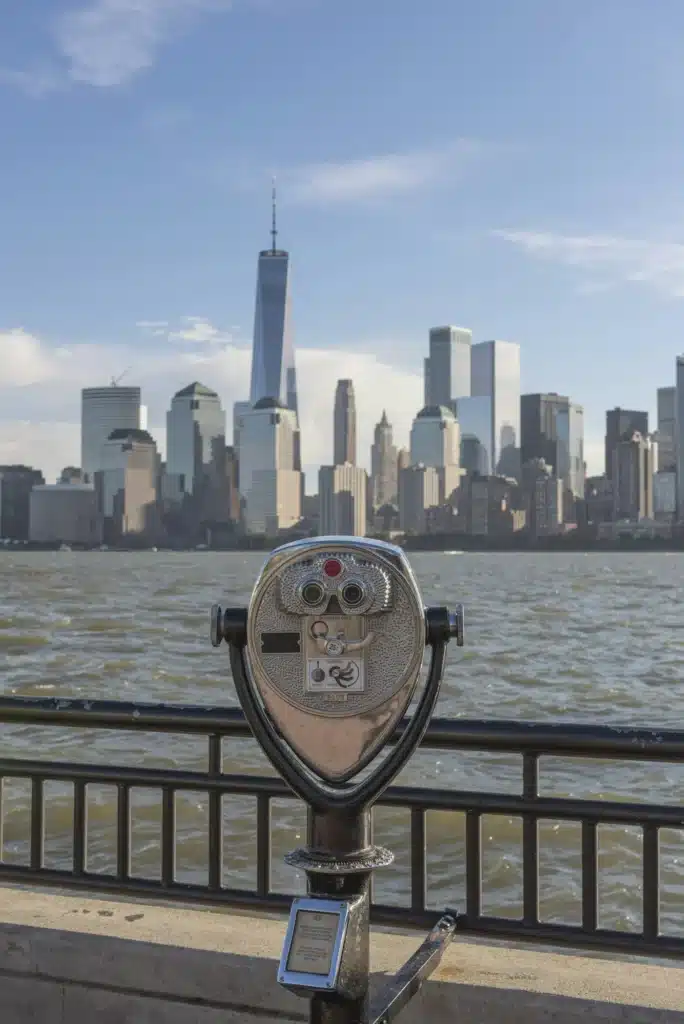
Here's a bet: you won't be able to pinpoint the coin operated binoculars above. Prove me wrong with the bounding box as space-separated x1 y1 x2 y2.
211 537 464 1024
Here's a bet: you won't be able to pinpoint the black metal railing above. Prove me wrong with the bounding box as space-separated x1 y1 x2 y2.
0 696 682 958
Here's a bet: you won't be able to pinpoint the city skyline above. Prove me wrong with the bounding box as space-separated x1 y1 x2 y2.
1 323 678 494
3 2 684 484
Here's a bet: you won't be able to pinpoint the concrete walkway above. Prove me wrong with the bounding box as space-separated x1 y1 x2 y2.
0 885 681 1021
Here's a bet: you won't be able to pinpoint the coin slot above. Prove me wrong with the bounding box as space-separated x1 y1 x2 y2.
260 631 302 654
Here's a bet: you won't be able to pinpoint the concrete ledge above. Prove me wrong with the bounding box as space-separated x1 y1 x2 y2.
0 885 682 1022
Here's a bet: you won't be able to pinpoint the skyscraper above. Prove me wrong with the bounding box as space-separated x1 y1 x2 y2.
97 428 158 541
520 393 585 518
423 326 472 408
657 386 676 473
466 340 521 479
333 379 356 465
370 410 398 509
319 464 367 536
605 408 648 481
165 383 226 498
676 357 684 519
238 398 302 535
613 432 654 521
0 466 45 540
81 385 142 483
409 405 461 503
249 183 298 413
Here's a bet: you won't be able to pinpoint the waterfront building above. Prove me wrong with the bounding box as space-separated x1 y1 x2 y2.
612 431 654 521
165 383 226 499
97 428 159 542
657 387 676 473
0 465 45 541
461 474 524 536
319 463 367 536
29 484 100 546
676 357 684 519
585 475 613 525
605 407 648 481
81 385 143 483
409 405 461 503
237 397 302 535
520 393 585 521
521 458 563 537
654 470 676 522
398 464 440 534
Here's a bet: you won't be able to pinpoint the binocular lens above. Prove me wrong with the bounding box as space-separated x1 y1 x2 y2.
301 581 325 606
341 582 364 607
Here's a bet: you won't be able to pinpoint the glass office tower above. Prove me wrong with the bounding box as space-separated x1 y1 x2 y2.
471 340 521 480
249 187 298 414
423 326 472 408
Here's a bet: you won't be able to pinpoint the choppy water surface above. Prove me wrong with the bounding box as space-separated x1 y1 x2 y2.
1 550 684 934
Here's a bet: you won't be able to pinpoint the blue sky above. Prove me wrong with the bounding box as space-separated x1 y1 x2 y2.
2 0 684 485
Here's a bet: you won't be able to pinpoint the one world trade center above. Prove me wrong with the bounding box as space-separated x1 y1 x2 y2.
248 183 299 414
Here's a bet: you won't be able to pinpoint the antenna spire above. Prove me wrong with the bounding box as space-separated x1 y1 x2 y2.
271 176 277 253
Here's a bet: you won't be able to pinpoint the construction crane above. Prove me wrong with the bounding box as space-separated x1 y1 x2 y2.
110 367 131 386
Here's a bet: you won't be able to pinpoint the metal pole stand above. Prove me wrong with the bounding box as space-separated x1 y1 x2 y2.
211 538 465 1024
284 806 460 1024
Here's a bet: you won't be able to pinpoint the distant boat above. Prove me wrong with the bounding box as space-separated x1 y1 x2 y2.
59 543 72 552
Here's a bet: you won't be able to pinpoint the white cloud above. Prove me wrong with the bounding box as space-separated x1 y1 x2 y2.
168 316 235 344
0 320 607 488
285 140 484 204
3 0 231 93
493 229 684 298
0 322 423 488
56 0 231 88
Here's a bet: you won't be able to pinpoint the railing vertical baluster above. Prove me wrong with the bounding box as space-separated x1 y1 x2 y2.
522 754 539 926
582 820 598 933
643 824 660 941
161 787 175 887
207 734 222 891
72 781 86 876
465 810 481 922
116 784 130 880
369 807 377 905
0 703 679 957
410 807 427 913
256 794 271 897
30 777 44 871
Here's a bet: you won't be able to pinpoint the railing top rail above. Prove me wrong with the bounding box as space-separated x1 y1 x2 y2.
0 696 682 761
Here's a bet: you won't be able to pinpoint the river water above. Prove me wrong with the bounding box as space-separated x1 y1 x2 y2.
1 550 683 935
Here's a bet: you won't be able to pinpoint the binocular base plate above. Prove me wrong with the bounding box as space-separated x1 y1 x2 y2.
285 844 395 875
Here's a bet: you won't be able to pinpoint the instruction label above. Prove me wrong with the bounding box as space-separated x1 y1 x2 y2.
306 658 365 693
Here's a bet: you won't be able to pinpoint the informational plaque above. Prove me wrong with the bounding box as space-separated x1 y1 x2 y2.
278 897 351 993
286 909 340 975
